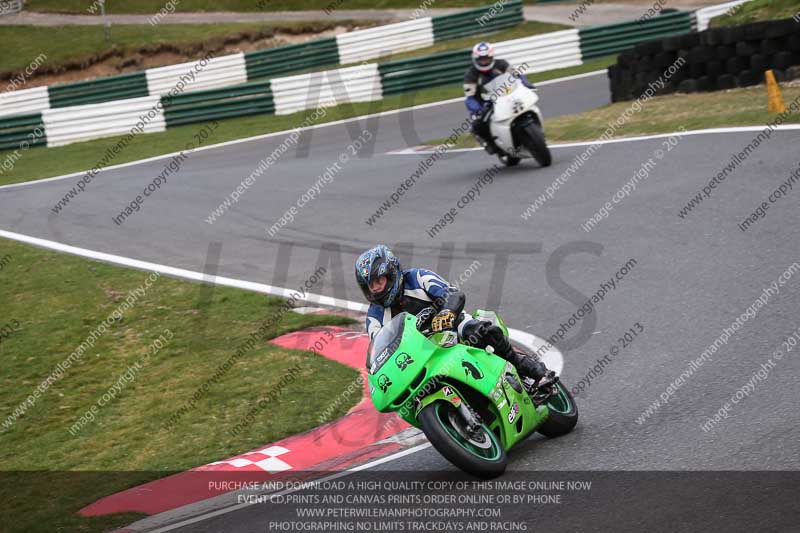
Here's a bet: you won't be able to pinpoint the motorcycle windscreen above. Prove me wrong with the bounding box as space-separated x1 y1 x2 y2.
483 72 516 104
485 74 537 122
366 312 407 374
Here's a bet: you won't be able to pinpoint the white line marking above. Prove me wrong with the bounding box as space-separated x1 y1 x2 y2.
548 124 800 148
0 70 608 192
0 227 563 371
349 442 433 472
387 125 800 155
0 228 366 311
386 146 479 155
535 69 608 86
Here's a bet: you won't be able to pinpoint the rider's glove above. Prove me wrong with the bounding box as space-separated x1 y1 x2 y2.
431 309 457 333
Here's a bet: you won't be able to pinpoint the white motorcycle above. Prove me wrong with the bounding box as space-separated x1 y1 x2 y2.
480 72 552 168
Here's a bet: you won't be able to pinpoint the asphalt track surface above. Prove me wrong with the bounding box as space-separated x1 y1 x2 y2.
1 71 799 531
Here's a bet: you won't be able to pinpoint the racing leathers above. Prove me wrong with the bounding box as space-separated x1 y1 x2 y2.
365 268 549 382
464 59 536 154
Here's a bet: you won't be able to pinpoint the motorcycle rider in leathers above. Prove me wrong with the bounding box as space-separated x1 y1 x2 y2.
355 244 555 385
465 41 537 160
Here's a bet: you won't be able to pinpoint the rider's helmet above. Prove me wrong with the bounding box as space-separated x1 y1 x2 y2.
355 245 403 307
471 42 495 73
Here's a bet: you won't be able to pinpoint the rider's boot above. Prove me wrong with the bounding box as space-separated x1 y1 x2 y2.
473 133 497 155
471 116 497 155
473 321 554 385
494 341 551 384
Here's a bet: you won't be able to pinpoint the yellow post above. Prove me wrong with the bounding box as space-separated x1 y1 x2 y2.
765 70 787 113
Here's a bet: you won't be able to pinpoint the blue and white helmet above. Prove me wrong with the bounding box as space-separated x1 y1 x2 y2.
355 245 403 307
472 42 495 73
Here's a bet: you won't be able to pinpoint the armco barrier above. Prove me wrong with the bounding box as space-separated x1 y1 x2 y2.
0 86 49 119
496 29 582 73
146 54 244 96
270 63 383 116
42 96 165 147
379 49 470 97
580 11 694 59
245 38 340 81
161 81 274 127
608 17 800 101
0 112 47 151
336 18 434 65
379 29 581 97
47 71 150 109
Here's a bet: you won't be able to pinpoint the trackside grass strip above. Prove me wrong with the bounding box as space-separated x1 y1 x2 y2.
710 0 800 27
0 21 372 75
0 237 359 533
26 0 520 13
425 82 800 148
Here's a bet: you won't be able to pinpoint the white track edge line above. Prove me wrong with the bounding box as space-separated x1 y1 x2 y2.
387 125 800 154
0 228 561 371
536 69 607 86
0 229 367 311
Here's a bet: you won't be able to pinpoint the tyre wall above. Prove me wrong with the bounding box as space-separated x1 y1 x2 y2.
609 18 800 102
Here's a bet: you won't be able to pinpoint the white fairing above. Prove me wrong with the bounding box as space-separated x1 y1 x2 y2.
484 72 544 157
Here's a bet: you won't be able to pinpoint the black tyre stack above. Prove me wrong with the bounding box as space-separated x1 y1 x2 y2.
609 18 800 102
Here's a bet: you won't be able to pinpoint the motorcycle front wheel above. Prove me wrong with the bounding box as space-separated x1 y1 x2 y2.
418 401 507 479
498 153 521 166
521 123 552 167
537 381 579 437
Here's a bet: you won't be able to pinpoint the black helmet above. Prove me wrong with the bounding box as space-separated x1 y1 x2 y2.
355 245 403 307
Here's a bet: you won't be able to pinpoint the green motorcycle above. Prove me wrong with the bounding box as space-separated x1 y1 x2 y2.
367 310 578 478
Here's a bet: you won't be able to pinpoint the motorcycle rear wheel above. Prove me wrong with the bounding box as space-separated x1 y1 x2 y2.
419 401 507 478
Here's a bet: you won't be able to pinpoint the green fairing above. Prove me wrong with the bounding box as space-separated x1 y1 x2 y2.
367 312 549 452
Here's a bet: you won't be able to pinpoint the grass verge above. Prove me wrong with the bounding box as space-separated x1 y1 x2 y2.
424 81 800 149
0 236 360 532
27 0 511 13
710 0 800 27
3 18 567 86
1 21 369 76
0 55 616 187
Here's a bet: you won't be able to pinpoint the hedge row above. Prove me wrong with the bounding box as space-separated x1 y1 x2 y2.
609 18 800 102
